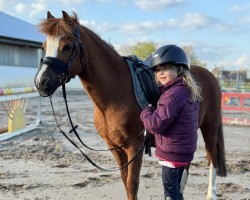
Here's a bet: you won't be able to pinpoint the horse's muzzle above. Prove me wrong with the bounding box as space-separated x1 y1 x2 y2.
34 56 72 97
35 78 57 97
34 68 60 97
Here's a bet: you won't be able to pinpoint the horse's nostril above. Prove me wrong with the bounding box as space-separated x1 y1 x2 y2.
41 78 49 88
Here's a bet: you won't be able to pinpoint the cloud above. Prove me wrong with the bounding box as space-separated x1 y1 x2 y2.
54 0 110 6
240 16 250 24
166 18 178 27
119 12 229 35
80 19 167 36
55 0 87 6
80 20 117 33
134 0 186 11
180 13 211 29
0 0 16 10
13 1 46 19
195 45 250 70
180 12 228 31
235 54 250 69
78 11 231 39
121 21 165 34
15 3 28 13
93 0 112 2
230 3 250 13
179 42 238 70
30 2 47 17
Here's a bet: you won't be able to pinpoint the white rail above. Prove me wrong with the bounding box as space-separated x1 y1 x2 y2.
0 87 41 141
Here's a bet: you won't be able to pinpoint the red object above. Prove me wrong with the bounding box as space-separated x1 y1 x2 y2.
221 92 250 126
221 92 250 112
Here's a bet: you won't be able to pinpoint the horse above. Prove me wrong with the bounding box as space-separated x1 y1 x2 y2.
34 11 227 200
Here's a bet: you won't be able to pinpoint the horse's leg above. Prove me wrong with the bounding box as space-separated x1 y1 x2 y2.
111 148 129 184
111 143 143 200
124 143 143 200
207 162 217 200
200 123 219 200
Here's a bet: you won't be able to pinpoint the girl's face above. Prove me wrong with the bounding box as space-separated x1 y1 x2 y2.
155 65 177 85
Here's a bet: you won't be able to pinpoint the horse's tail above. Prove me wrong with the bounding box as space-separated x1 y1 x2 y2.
216 115 227 177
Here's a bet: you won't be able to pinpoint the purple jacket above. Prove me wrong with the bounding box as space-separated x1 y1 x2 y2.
140 77 199 162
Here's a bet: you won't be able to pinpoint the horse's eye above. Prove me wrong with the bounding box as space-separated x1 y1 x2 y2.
63 44 72 51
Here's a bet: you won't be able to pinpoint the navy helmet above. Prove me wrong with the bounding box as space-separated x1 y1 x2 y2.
150 45 190 71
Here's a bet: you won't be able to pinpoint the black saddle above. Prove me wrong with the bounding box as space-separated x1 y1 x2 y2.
124 55 158 157
124 55 160 108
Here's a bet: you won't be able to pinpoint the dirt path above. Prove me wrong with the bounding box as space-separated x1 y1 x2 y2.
0 91 249 200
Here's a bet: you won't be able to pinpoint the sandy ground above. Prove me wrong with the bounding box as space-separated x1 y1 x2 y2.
0 90 250 200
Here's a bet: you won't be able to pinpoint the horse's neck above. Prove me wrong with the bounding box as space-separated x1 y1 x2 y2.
78 34 131 110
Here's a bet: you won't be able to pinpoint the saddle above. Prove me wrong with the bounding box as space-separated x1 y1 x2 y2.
124 55 160 108
124 55 159 156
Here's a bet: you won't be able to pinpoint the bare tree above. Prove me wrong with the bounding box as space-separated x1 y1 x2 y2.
182 45 207 68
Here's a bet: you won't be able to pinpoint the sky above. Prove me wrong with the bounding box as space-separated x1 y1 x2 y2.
0 0 250 72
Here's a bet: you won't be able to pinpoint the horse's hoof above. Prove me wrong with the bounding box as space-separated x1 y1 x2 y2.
206 196 216 200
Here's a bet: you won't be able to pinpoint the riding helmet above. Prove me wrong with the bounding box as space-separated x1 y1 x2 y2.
150 45 190 71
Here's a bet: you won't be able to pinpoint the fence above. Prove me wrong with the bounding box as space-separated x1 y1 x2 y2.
0 87 41 141
221 92 250 126
0 90 249 141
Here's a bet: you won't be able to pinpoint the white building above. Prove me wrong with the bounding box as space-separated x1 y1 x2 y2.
0 11 44 87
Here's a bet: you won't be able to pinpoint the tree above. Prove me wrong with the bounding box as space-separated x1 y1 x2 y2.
118 43 206 67
182 45 207 68
131 42 157 61
117 42 157 61
117 45 133 56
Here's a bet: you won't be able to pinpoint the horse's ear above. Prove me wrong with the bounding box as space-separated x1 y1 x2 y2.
47 11 55 19
72 12 79 23
62 11 71 21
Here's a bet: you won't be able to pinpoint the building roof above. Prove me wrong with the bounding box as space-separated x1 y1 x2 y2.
0 11 44 45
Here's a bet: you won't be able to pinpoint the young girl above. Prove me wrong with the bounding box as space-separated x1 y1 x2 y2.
140 45 202 200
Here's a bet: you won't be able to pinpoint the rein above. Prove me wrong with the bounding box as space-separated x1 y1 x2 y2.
49 83 146 171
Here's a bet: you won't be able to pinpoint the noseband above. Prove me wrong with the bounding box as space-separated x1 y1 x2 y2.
40 24 83 84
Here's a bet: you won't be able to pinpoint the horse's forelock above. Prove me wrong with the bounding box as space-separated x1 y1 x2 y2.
39 12 79 37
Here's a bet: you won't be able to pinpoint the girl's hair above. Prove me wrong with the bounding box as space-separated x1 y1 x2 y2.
181 68 203 103
155 64 203 103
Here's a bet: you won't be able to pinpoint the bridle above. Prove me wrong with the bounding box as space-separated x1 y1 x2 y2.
40 24 84 88
45 24 147 171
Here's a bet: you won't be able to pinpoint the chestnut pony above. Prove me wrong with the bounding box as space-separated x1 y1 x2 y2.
34 11 226 200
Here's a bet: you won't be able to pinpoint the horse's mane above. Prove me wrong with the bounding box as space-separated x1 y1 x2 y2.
39 11 121 61
39 12 79 37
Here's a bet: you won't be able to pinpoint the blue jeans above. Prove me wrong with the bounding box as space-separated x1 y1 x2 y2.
162 165 185 200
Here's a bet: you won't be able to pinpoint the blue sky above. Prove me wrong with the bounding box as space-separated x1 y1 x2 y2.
1 0 250 72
